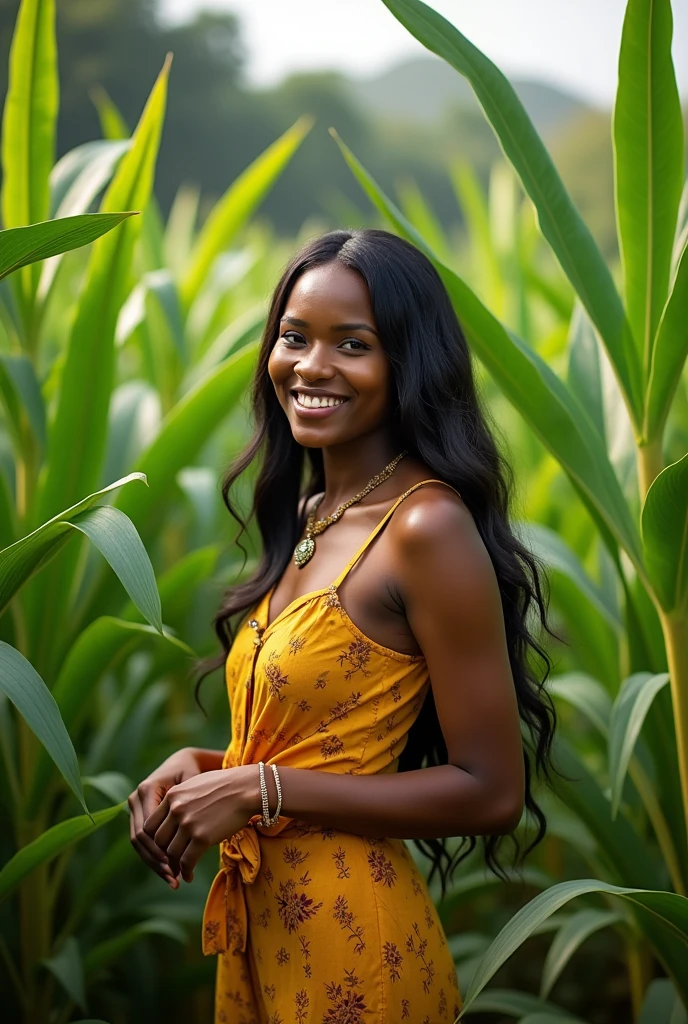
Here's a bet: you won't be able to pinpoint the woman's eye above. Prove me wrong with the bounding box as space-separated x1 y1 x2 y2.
281 332 306 345
340 338 370 351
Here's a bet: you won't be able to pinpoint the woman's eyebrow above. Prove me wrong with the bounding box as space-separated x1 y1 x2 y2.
280 316 379 337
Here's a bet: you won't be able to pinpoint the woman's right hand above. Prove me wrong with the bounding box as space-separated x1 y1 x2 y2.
129 747 204 889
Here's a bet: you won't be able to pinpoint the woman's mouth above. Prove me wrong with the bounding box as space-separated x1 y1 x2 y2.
290 391 350 417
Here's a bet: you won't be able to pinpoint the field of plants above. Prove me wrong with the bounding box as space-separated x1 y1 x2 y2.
0 0 686 1022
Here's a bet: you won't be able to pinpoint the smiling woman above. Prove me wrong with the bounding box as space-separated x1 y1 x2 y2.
129 228 561 1024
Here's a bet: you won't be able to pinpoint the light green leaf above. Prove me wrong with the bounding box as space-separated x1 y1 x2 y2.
49 139 130 219
114 343 257 537
519 1016 588 1024
457 879 688 1015
28 616 194 812
0 352 46 452
0 641 87 812
164 183 200 276
1 0 58 314
547 674 612 738
609 671 670 818
181 117 312 310
0 472 147 616
613 0 684 373
523 524 622 632
36 59 169 525
42 936 87 1012
0 214 134 282
645 238 688 439
332 131 645 574
567 303 606 444
540 908 622 999
68 506 162 633
641 453 688 612
186 303 265 388
379 0 641 422
0 802 124 901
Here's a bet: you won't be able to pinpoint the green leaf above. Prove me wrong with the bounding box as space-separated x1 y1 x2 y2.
567 303 606 445
332 131 645 573
181 117 312 310
0 641 87 812
28 616 193 812
540 908 622 999
641 453 688 612
640 978 688 1024
613 0 685 374
0 214 134 282
645 237 688 439
84 918 186 977
1 0 58 315
68 506 162 633
523 524 622 633
0 803 124 901
49 139 130 219
114 343 257 537
36 60 169 525
0 472 147 616
0 352 46 453
42 936 87 1012
547 674 612 739
465 989 575 1018
457 879 688 1016
83 772 133 805
609 672 671 818
186 303 265 388
379 0 641 423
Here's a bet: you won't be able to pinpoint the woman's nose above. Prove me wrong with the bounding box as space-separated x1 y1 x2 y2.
294 342 335 381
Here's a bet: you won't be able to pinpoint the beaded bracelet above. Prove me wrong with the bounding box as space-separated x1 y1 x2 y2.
258 761 282 826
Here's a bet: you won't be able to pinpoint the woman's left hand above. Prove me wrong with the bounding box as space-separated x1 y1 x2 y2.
142 764 260 883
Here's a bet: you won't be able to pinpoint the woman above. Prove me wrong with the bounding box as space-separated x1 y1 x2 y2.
129 229 558 1024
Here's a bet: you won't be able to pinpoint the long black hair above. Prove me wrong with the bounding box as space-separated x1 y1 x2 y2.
194 228 564 896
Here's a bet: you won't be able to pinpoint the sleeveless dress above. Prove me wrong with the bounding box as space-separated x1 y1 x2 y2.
203 480 463 1024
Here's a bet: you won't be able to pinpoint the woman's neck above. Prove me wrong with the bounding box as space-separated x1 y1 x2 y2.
318 432 402 511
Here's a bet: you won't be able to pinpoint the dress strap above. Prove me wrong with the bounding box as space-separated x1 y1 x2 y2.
331 479 462 589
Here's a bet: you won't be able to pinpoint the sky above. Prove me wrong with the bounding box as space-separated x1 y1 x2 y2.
160 0 688 107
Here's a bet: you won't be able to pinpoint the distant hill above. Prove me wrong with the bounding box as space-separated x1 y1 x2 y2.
347 55 594 140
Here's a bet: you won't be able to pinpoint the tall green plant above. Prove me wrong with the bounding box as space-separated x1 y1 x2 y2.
336 0 687 1018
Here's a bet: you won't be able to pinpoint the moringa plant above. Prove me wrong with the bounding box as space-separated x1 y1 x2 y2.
335 0 688 1019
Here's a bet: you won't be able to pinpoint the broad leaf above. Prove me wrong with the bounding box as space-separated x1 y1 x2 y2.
181 117 312 310
114 342 257 536
540 908 622 999
458 878 688 1015
0 641 86 812
379 0 641 422
465 989 575 1018
639 978 688 1024
613 0 684 372
42 937 86 1012
84 919 186 977
1 0 58 317
0 352 46 453
0 472 147 616
332 132 644 573
49 139 130 219
0 803 124 901
609 672 670 818
0 214 134 282
645 238 688 440
641 453 688 612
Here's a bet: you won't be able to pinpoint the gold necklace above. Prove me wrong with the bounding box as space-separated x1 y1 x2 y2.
293 451 407 568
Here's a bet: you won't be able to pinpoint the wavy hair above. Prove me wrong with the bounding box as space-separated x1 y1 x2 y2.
194 228 564 896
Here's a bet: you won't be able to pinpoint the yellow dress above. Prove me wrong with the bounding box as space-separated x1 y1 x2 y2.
203 480 463 1024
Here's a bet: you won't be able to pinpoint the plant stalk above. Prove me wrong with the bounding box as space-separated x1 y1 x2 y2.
637 437 664 500
661 608 688 848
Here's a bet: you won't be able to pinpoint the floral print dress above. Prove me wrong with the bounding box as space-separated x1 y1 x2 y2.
203 481 463 1024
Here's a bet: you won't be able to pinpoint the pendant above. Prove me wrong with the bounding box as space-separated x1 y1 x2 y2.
294 537 315 568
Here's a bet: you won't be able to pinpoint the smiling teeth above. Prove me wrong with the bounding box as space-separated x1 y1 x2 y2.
296 394 346 408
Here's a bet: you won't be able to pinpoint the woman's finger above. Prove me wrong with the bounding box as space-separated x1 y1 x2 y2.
143 793 170 837
129 804 179 887
165 828 192 877
179 838 207 884
139 780 168 823
152 809 177 853
129 794 166 860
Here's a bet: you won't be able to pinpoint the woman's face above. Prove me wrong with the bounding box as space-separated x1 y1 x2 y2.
268 261 392 449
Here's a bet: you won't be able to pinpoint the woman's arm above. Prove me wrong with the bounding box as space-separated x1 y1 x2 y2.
144 490 525 881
